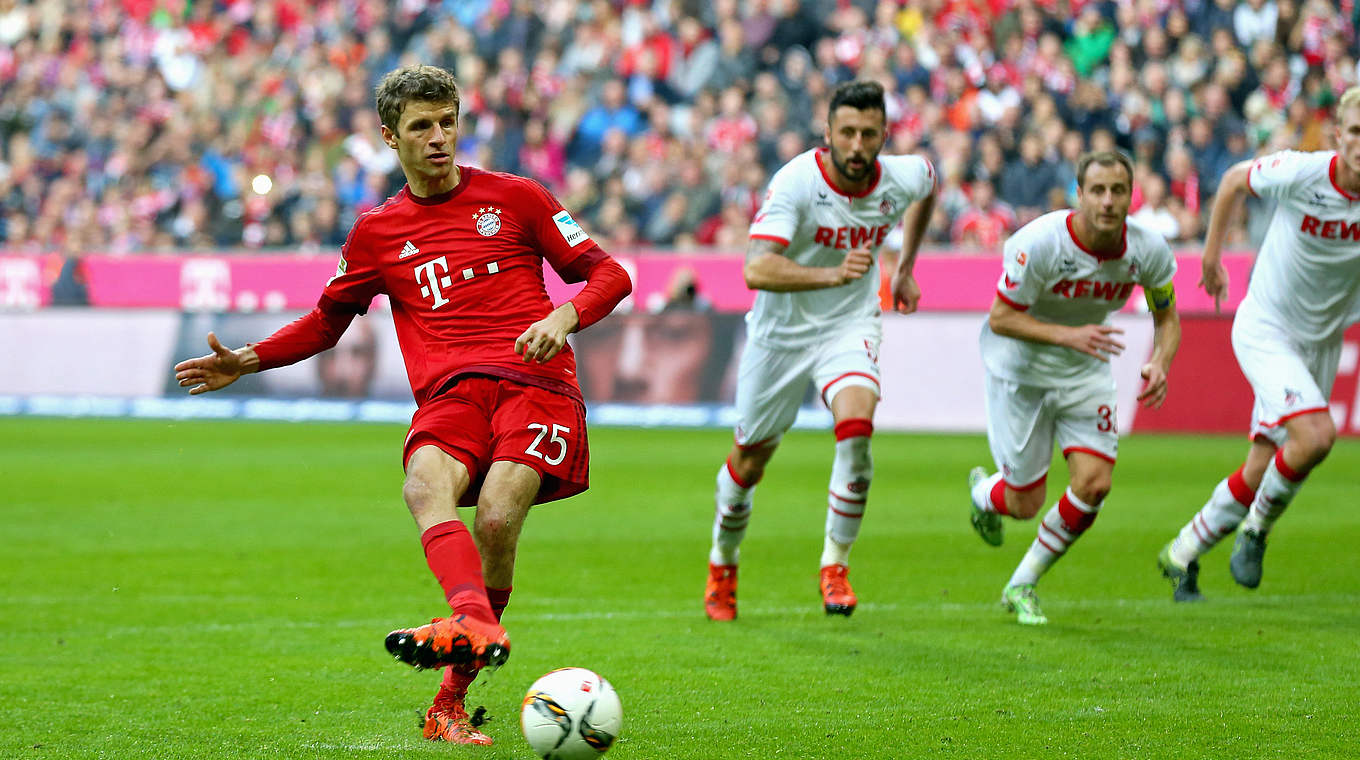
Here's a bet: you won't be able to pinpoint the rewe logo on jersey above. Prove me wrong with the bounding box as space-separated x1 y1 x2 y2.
1051 279 1136 301
813 224 890 250
398 240 420 258
1299 214 1360 240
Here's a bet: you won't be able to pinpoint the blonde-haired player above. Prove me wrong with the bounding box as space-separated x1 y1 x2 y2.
967 151 1182 625
1158 86 1360 599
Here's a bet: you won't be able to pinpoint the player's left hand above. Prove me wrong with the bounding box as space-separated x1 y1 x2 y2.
1137 362 1169 408
891 272 921 314
516 304 580 363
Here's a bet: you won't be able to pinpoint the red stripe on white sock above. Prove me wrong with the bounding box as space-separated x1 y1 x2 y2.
833 417 874 441
1226 465 1257 506
725 458 756 489
989 479 1010 516
1273 449 1305 483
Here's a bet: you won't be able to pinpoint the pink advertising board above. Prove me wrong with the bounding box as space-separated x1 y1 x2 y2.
2 250 1253 314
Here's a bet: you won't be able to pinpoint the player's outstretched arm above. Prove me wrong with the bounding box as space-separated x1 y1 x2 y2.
891 193 936 314
988 297 1126 361
1199 159 1252 312
174 332 260 394
744 238 870 292
1137 304 1181 408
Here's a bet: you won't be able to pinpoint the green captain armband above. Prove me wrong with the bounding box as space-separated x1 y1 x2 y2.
1144 281 1176 312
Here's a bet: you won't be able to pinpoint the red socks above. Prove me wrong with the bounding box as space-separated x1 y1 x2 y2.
420 520 496 624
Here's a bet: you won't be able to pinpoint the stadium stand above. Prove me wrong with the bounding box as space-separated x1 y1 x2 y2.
1 0 1358 257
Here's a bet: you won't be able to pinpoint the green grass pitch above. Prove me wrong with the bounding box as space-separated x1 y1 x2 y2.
2 418 1357 759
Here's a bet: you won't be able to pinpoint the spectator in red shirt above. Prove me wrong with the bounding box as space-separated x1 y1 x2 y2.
951 179 1017 251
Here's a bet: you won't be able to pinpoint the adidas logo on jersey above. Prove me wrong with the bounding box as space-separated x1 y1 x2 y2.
398 241 421 259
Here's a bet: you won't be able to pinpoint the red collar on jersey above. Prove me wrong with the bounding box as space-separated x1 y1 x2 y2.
1328 154 1360 201
404 166 475 206
1065 211 1127 260
815 148 882 198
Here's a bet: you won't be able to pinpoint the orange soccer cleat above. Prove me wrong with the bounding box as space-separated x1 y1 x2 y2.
424 684 493 746
385 614 510 671
704 563 737 621
819 563 857 616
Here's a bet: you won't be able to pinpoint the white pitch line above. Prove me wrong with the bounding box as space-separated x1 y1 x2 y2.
66 593 1359 638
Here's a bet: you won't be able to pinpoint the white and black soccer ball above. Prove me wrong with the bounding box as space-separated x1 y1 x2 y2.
520 667 622 760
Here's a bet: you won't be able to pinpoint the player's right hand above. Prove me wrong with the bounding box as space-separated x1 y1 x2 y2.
1198 259 1229 312
174 332 244 394
836 248 873 285
1065 324 1125 362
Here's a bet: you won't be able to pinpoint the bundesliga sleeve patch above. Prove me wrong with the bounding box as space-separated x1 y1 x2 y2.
552 211 590 247
327 256 347 285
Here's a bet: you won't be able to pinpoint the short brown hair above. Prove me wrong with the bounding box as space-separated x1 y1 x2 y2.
375 65 460 134
1076 150 1134 189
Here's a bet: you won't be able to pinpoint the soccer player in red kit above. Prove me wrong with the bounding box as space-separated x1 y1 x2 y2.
173 65 631 746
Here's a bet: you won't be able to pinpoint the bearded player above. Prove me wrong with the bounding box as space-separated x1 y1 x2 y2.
966 151 1181 625
1157 86 1360 600
703 80 938 620
174 65 631 745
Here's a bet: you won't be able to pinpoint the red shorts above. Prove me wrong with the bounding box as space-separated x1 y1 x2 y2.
403 375 590 506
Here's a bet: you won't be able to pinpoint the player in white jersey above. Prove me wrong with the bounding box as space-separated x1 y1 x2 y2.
966 151 1182 625
702 80 937 620
1158 86 1360 600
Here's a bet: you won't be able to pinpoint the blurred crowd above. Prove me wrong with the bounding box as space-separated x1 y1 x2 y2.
2 0 1359 258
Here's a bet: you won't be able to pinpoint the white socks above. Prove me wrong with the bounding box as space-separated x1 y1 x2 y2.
1169 468 1253 566
1242 450 1306 535
1009 487 1100 587
710 460 754 566
822 419 873 567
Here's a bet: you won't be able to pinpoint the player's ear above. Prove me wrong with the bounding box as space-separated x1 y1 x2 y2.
380 124 398 150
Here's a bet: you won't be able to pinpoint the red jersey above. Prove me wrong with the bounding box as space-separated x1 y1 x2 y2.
254 166 630 406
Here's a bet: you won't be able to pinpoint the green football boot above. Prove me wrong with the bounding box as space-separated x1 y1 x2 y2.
1001 583 1048 626
968 466 1004 547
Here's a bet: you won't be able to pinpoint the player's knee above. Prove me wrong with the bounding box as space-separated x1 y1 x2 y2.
402 472 436 512
1070 476 1110 507
728 446 774 485
1292 424 1336 469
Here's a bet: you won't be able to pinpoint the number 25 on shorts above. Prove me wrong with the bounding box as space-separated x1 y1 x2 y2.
525 423 570 465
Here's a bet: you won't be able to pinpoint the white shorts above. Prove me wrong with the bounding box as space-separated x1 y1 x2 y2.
1232 310 1340 447
733 330 881 447
984 371 1119 490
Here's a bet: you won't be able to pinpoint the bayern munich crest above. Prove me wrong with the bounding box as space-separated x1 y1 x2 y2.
472 207 503 237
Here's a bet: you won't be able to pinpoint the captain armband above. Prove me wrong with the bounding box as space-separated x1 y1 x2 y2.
1144 281 1176 312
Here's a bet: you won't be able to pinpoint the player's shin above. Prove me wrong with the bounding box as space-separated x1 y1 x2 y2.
711 459 756 566
1242 449 1307 535
1169 466 1253 565
822 419 873 567
421 521 498 623
1008 488 1100 587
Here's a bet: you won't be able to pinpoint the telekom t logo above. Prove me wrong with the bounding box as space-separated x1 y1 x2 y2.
414 256 453 309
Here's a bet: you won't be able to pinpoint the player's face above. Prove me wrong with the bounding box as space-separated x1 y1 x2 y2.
1336 105 1360 176
825 106 886 185
382 100 460 190
1076 162 1132 235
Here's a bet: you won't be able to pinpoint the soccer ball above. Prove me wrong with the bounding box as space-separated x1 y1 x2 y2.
520 667 623 759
